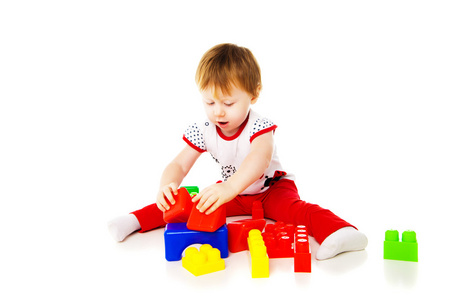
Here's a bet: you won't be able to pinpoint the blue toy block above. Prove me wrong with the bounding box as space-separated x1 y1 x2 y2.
164 223 229 262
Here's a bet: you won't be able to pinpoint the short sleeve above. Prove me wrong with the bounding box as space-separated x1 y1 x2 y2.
183 123 207 152
249 117 277 143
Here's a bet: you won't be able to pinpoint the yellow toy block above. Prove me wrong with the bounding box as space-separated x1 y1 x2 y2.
248 229 269 278
182 244 225 276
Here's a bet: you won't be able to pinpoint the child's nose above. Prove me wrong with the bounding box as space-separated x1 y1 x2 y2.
214 105 225 117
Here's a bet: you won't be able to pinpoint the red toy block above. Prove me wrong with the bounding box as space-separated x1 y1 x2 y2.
163 187 194 223
187 203 226 232
228 219 266 253
262 222 295 258
294 225 311 273
252 201 264 219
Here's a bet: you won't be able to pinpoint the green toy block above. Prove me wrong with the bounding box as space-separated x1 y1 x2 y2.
182 186 199 197
384 230 418 262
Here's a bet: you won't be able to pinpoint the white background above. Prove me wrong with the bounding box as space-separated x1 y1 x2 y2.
1 1 449 299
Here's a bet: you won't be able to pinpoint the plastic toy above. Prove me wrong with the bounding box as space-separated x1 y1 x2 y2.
183 186 199 196
164 223 229 261
248 229 269 278
294 225 311 272
227 219 266 253
262 222 295 258
187 202 226 232
182 244 225 276
384 229 418 262
252 201 264 219
163 187 194 223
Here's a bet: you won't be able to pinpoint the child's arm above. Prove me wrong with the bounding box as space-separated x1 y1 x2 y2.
192 132 274 214
156 145 202 212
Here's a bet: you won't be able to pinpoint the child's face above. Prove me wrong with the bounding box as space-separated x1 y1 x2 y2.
201 84 258 137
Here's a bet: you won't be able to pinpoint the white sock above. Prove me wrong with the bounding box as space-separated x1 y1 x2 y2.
107 214 141 242
316 227 368 260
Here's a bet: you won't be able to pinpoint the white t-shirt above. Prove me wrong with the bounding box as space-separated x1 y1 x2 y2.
183 109 294 195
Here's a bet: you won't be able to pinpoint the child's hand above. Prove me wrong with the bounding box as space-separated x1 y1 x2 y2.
192 182 238 215
156 183 179 212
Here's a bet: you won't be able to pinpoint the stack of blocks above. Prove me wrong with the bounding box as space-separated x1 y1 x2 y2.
163 186 229 276
163 186 312 277
248 229 269 278
384 229 418 262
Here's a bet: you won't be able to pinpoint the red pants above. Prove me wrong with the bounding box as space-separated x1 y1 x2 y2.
132 179 355 244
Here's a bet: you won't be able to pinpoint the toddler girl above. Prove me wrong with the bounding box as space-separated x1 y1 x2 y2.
108 43 368 260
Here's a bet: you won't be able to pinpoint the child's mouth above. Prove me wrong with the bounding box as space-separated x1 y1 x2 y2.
218 121 229 127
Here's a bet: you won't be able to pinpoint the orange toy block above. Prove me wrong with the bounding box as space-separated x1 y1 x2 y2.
163 187 194 223
228 219 266 253
187 203 226 232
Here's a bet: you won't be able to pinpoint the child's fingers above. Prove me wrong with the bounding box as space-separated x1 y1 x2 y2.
163 186 177 205
169 183 178 195
156 201 167 212
192 191 202 203
204 202 219 215
197 194 218 213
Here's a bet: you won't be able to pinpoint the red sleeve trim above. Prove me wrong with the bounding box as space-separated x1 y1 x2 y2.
183 135 206 153
250 125 278 143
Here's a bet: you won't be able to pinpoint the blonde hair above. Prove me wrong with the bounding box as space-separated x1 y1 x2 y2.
195 43 261 98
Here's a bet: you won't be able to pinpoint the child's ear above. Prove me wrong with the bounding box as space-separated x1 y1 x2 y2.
251 85 262 104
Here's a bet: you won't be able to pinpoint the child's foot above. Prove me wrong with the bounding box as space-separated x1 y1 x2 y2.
316 227 368 260
107 214 141 242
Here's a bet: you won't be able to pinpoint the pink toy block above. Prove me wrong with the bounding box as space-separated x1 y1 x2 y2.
187 203 226 232
294 225 311 272
252 201 264 219
228 219 266 253
262 222 295 258
163 187 194 223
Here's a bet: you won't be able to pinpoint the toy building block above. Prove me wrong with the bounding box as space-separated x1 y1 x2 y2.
182 244 225 276
248 229 269 278
187 202 226 232
262 222 295 258
164 222 229 261
183 186 199 197
252 201 264 219
384 229 418 262
294 225 311 273
228 219 266 253
163 187 194 223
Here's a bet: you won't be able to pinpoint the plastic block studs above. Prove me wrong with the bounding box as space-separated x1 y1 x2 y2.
384 229 418 262
164 223 229 261
294 225 311 273
163 187 194 223
262 222 295 258
182 244 225 276
248 229 269 278
187 203 226 232
228 219 266 253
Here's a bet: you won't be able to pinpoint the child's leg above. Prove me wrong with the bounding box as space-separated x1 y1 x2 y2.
108 196 253 242
108 204 166 242
262 180 367 259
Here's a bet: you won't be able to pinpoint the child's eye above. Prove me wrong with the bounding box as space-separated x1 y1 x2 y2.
206 102 214 106
225 102 234 107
